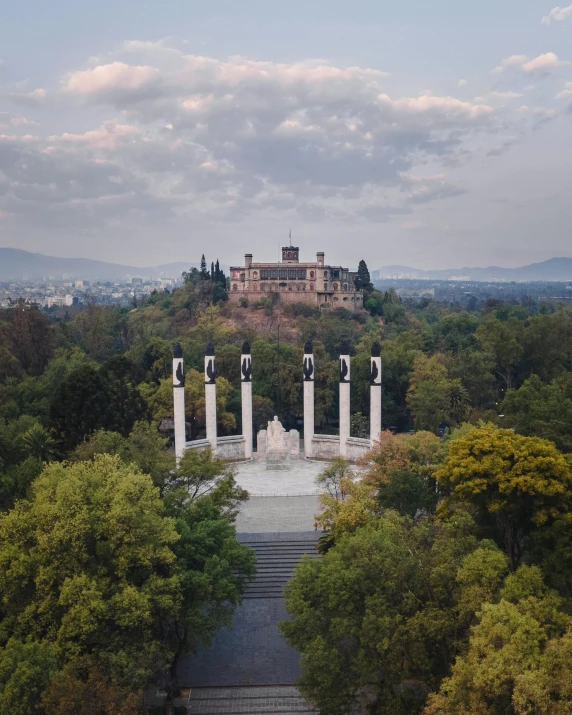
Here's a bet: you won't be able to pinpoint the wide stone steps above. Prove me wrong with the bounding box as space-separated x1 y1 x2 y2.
243 540 319 599
187 686 316 714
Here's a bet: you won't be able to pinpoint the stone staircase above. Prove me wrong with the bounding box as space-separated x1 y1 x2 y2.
242 538 320 599
187 686 316 714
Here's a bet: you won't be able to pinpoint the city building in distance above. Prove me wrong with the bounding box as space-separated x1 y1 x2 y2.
229 246 363 309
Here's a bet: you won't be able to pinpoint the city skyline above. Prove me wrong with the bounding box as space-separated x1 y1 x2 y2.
1 0 571 269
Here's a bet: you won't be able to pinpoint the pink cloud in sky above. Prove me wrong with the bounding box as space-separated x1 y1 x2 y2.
64 61 160 95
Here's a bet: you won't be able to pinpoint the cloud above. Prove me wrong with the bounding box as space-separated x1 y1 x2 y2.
458 79 468 87
492 54 528 73
492 52 569 75
10 116 38 127
522 52 570 72
9 88 47 107
556 81 572 98
402 220 423 229
64 61 161 96
1 43 553 237
49 121 140 149
541 4 572 24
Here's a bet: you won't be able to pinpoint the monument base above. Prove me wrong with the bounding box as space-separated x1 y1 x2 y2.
265 450 290 471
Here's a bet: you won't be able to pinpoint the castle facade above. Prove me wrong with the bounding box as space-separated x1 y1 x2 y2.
229 247 363 310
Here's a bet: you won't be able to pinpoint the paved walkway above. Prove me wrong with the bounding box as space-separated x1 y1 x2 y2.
181 463 324 709
233 458 325 496
235 496 321 533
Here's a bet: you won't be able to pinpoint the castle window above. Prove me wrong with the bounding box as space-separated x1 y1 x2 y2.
310 283 314 291
260 270 268 279
323 283 328 290
279 282 287 288
310 271 315 278
253 271 259 279
331 269 340 279
270 269 279 279
297 269 307 279
233 284 238 291
288 269 297 280
323 271 328 278
279 269 287 279
261 283 268 291
253 284 258 291
333 283 339 290
343 284 348 291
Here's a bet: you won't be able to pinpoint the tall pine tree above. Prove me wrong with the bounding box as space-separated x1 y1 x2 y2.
355 259 372 291
199 254 209 280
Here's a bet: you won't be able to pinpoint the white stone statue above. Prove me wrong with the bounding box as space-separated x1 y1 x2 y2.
267 416 288 452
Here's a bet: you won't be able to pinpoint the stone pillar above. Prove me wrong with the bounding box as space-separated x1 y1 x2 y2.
172 342 186 463
303 339 315 458
370 341 382 446
204 341 217 451
339 340 351 458
241 340 253 459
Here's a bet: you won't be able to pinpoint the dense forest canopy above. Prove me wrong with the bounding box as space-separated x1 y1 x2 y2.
2 260 572 713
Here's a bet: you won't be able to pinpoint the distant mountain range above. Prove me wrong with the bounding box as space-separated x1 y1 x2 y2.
2 247 572 284
372 257 572 283
0 248 198 282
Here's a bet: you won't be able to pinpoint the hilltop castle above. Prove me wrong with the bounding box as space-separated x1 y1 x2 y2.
228 246 363 310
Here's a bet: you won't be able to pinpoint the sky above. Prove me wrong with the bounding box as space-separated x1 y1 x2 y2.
0 0 571 270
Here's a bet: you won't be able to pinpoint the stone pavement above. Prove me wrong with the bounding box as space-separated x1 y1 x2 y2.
235 495 320 533
233 458 325 496
181 463 325 712
179 599 303 688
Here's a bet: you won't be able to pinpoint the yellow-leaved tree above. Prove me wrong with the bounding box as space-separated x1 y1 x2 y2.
436 426 572 568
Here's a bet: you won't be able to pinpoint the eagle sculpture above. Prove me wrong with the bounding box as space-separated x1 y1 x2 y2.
242 357 252 382
175 361 185 387
339 357 349 383
205 359 216 384
370 361 379 385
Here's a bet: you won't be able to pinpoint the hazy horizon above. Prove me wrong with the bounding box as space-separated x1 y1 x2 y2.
1 0 571 269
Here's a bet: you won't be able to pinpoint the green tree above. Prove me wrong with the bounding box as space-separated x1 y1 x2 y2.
424 566 571 715
100 355 147 437
73 421 175 492
436 426 572 567
48 363 110 450
406 355 469 431
21 424 57 462
8 301 54 376
476 317 524 390
0 455 181 689
281 512 508 715
501 373 572 452
0 639 58 715
354 259 372 291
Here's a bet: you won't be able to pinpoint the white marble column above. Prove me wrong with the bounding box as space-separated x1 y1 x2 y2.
241 341 253 459
204 341 217 451
172 342 186 463
370 341 382 446
339 341 351 458
303 340 315 458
